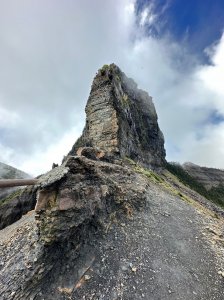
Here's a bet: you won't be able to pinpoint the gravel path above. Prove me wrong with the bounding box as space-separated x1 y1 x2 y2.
0 210 35 243
37 182 224 300
0 180 224 299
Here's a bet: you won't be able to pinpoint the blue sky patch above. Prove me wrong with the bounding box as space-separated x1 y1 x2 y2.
136 0 224 61
207 110 224 125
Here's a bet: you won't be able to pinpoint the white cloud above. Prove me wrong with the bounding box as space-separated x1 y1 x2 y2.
197 35 224 110
0 0 224 175
0 107 20 127
18 124 84 176
140 6 157 27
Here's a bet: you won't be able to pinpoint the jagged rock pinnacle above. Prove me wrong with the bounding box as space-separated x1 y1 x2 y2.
68 63 166 168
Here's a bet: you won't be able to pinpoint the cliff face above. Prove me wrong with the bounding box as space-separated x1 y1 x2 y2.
68 64 166 169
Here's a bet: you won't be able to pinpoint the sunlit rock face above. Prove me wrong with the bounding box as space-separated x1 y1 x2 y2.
68 64 166 169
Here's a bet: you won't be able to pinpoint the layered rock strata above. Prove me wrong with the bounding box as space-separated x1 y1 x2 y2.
68 64 166 169
0 154 148 299
1 154 224 300
35 154 147 246
1 65 224 300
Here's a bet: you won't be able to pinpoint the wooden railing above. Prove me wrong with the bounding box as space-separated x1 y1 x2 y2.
0 179 38 188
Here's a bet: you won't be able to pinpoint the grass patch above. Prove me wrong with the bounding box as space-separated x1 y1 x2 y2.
100 64 110 75
124 157 219 218
0 189 22 207
124 157 164 183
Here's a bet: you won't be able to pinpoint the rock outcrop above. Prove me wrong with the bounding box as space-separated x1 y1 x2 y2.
0 186 37 230
67 64 166 169
1 155 224 300
1 64 224 300
35 155 147 246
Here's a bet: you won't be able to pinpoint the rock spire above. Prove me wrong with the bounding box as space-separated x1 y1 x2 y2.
68 64 166 168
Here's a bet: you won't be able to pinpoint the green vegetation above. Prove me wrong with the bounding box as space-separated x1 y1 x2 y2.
121 94 129 108
100 64 110 75
0 189 22 207
209 184 224 208
125 157 164 183
166 162 224 208
125 158 218 217
166 162 208 195
115 74 120 81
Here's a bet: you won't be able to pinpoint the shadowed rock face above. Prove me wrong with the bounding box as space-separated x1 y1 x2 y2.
0 186 37 230
68 64 166 169
0 162 35 230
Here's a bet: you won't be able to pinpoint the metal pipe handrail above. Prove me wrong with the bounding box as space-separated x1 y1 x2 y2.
0 179 38 188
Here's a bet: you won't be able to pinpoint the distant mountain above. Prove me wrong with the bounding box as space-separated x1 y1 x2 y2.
182 162 224 189
0 162 36 230
0 162 31 200
167 162 224 208
0 161 31 180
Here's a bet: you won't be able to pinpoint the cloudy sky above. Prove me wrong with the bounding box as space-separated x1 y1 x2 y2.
0 0 224 176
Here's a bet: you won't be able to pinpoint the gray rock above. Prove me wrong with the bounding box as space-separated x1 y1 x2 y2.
35 155 147 245
0 186 37 230
1 64 223 300
67 64 166 169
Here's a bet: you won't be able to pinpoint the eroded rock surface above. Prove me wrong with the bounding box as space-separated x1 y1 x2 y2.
68 64 166 169
0 157 224 300
35 155 147 246
0 155 149 299
1 64 224 300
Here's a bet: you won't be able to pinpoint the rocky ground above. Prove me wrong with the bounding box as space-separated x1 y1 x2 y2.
0 159 223 300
